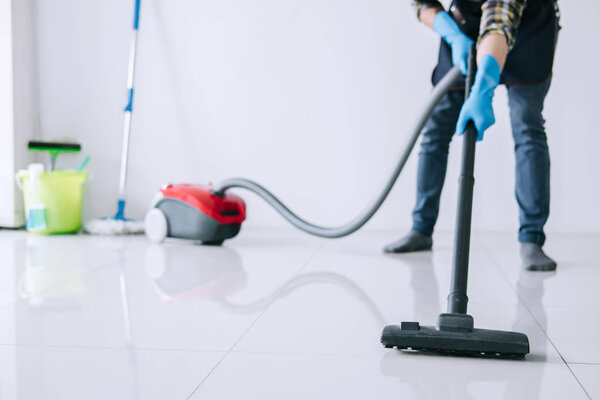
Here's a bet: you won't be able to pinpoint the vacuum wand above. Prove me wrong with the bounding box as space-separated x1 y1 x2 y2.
380 46 530 359
448 46 478 315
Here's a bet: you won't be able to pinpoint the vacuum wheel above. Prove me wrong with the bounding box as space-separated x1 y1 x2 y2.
145 208 168 243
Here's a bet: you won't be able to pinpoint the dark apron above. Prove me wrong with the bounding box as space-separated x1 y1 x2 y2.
432 0 561 89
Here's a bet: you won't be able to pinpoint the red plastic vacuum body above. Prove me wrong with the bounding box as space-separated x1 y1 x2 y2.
147 184 246 245
160 184 246 225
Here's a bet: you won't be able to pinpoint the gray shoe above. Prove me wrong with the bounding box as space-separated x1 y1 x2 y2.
520 243 557 271
384 231 433 254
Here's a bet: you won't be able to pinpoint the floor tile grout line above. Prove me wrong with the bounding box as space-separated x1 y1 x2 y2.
516 304 600 311
185 352 230 400
479 241 562 345
0 342 228 353
185 241 327 399
227 350 383 359
0 342 571 365
568 362 600 366
479 238 593 399
295 242 328 274
564 363 593 400
224 349 569 363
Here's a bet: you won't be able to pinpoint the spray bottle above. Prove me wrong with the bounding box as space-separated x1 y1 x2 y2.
26 163 47 230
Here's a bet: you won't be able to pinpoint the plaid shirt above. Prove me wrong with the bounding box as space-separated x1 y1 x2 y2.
412 0 528 49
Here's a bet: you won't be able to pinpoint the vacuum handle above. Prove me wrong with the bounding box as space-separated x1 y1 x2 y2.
447 45 478 315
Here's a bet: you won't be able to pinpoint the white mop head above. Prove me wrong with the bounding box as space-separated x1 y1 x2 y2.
84 217 145 235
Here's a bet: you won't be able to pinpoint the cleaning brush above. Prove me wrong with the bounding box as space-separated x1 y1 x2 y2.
28 141 81 171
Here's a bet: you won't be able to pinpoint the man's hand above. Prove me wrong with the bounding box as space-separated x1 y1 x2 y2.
432 11 473 75
455 54 501 141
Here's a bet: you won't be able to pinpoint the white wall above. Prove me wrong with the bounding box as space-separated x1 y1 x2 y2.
0 0 16 225
34 0 600 234
0 0 36 227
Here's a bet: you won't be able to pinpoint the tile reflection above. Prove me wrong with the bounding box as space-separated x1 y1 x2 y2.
220 271 387 324
145 244 247 302
145 244 386 324
406 252 442 322
512 270 556 362
20 235 85 309
379 350 567 400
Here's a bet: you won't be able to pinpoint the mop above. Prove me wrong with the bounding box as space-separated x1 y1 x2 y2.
85 0 145 235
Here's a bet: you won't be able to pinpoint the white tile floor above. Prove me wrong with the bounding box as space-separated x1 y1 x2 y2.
0 229 597 399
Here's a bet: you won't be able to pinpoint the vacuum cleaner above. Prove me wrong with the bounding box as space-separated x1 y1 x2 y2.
380 47 530 359
144 66 463 244
143 40 529 359
145 184 246 245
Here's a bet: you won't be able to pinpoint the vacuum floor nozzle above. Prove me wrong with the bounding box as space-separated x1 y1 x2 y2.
381 313 529 359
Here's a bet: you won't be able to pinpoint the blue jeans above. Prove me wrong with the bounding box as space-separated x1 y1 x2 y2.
412 78 552 246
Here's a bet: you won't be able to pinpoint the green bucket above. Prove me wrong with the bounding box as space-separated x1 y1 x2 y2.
16 170 89 234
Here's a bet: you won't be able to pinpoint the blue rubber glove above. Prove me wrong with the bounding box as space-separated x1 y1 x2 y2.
433 11 473 75
455 54 501 141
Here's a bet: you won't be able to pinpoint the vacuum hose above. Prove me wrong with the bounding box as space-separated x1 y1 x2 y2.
212 67 462 238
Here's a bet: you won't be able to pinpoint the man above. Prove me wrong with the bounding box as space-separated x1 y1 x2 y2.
384 0 560 271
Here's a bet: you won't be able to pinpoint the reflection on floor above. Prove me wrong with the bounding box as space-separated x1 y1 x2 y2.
0 229 597 399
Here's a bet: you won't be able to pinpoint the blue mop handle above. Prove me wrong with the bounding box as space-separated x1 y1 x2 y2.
124 0 141 113
133 0 141 30
117 0 142 217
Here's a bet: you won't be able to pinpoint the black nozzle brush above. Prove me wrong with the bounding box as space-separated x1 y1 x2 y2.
381 315 529 360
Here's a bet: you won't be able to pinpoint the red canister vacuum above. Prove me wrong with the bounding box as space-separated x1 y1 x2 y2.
145 184 246 245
